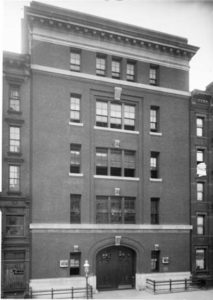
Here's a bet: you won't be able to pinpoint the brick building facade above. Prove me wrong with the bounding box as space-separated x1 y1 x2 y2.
1 1 212 297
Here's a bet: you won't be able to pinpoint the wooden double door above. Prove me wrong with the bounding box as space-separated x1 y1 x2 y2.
96 246 136 290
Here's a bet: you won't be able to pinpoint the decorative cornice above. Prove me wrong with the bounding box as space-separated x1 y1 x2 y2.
26 2 198 60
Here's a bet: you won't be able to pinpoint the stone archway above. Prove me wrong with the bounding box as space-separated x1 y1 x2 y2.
96 245 136 291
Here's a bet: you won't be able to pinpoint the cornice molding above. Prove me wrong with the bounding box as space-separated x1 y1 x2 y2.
26 8 198 60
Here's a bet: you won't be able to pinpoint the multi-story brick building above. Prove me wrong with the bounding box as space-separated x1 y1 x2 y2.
190 83 213 286
2 0 209 296
1 52 30 298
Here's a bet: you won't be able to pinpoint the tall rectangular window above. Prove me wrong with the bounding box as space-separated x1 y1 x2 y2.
126 62 135 81
150 152 159 179
70 194 81 223
149 65 159 85
112 59 121 79
151 198 159 224
110 149 122 176
70 50 81 71
70 94 80 123
9 126 20 153
150 107 159 132
124 105 135 131
196 149 204 164
196 117 204 137
110 103 122 129
6 215 24 236
197 182 204 201
124 150 135 177
151 250 160 272
197 214 205 235
96 196 136 224
195 249 206 271
9 85 20 112
96 148 108 175
9 165 20 192
96 55 106 76
70 144 81 173
70 252 81 275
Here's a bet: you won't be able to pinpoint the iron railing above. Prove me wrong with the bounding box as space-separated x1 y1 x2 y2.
29 285 93 299
146 278 205 294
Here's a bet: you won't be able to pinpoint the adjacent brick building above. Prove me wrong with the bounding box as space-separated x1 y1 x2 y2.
1 0 212 297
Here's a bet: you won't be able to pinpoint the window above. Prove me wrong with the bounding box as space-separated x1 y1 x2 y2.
70 194 81 223
6 215 24 236
124 105 135 130
70 50 81 71
149 65 159 86
96 196 136 224
196 117 204 137
195 249 206 271
151 198 159 224
151 250 160 272
110 149 122 176
96 148 136 177
96 148 108 175
96 55 106 76
150 106 159 132
112 59 121 79
150 152 159 179
196 149 204 164
9 165 20 192
9 85 20 112
70 94 80 123
70 144 81 173
197 182 204 201
126 62 135 81
96 101 136 131
9 126 20 153
124 150 135 177
110 103 122 129
197 214 205 235
70 252 81 275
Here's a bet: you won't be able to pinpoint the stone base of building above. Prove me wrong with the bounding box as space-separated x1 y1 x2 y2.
30 272 191 294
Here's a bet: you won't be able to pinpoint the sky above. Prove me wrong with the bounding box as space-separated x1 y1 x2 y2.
1 0 213 91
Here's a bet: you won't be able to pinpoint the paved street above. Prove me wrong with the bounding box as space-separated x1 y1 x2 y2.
94 288 213 299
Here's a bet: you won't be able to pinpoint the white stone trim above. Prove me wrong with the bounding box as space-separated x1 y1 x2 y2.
94 175 140 181
94 126 140 135
69 173 84 177
69 122 84 127
30 223 193 231
31 64 190 97
150 178 163 182
150 132 162 136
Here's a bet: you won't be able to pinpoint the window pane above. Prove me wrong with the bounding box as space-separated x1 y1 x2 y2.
149 66 158 85
70 195 81 223
151 198 159 224
9 165 20 192
124 197 135 223
96 148 108 175
70 144 81 173
197 215 204 235
197 150 204 163
150 107 159 132
6 215 24 236
96 196 109 223
126 63 135 81
9 127 20 152
70 253 81 275
110 103 122 129
9 86 20 111
110 197 122 223
96 101 108 127
70 52 81 71
197 183 204 201
96 57 106 75
124 105 135 130
124 150 135 177
110 149 122 176
70 95 80 122
196 117 204 137
196 249 206 270
112 60 121 78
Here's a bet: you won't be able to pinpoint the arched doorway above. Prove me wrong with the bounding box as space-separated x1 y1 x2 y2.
96 246 136 291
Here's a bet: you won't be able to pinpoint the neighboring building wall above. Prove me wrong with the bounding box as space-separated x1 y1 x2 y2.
1 52 30 297
190 86 213 286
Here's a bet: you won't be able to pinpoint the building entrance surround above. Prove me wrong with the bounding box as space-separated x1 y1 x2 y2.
96 246 136 291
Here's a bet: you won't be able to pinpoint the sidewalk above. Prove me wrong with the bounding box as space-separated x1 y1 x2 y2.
93 288 213 300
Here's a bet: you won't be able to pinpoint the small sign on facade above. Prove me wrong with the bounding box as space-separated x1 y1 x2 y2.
60 260 69 268
115 236 122 246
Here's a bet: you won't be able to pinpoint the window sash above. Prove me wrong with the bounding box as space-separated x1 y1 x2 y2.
197 183 204 201
150 107 159 132
70 145 81 173
151 198 159 224
96 196 136 224
70 195 81 223
126 63 135 81
149 67 158 85
196 249 206 270
197 150 204 163
196 117 204 137
6 215 24 236
70 52 81 71
9 86 20 111
9 165 20 192
70 95 80 122
9 127 20 152
96 57 106 75
112 60 121 78
197 215 205 235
